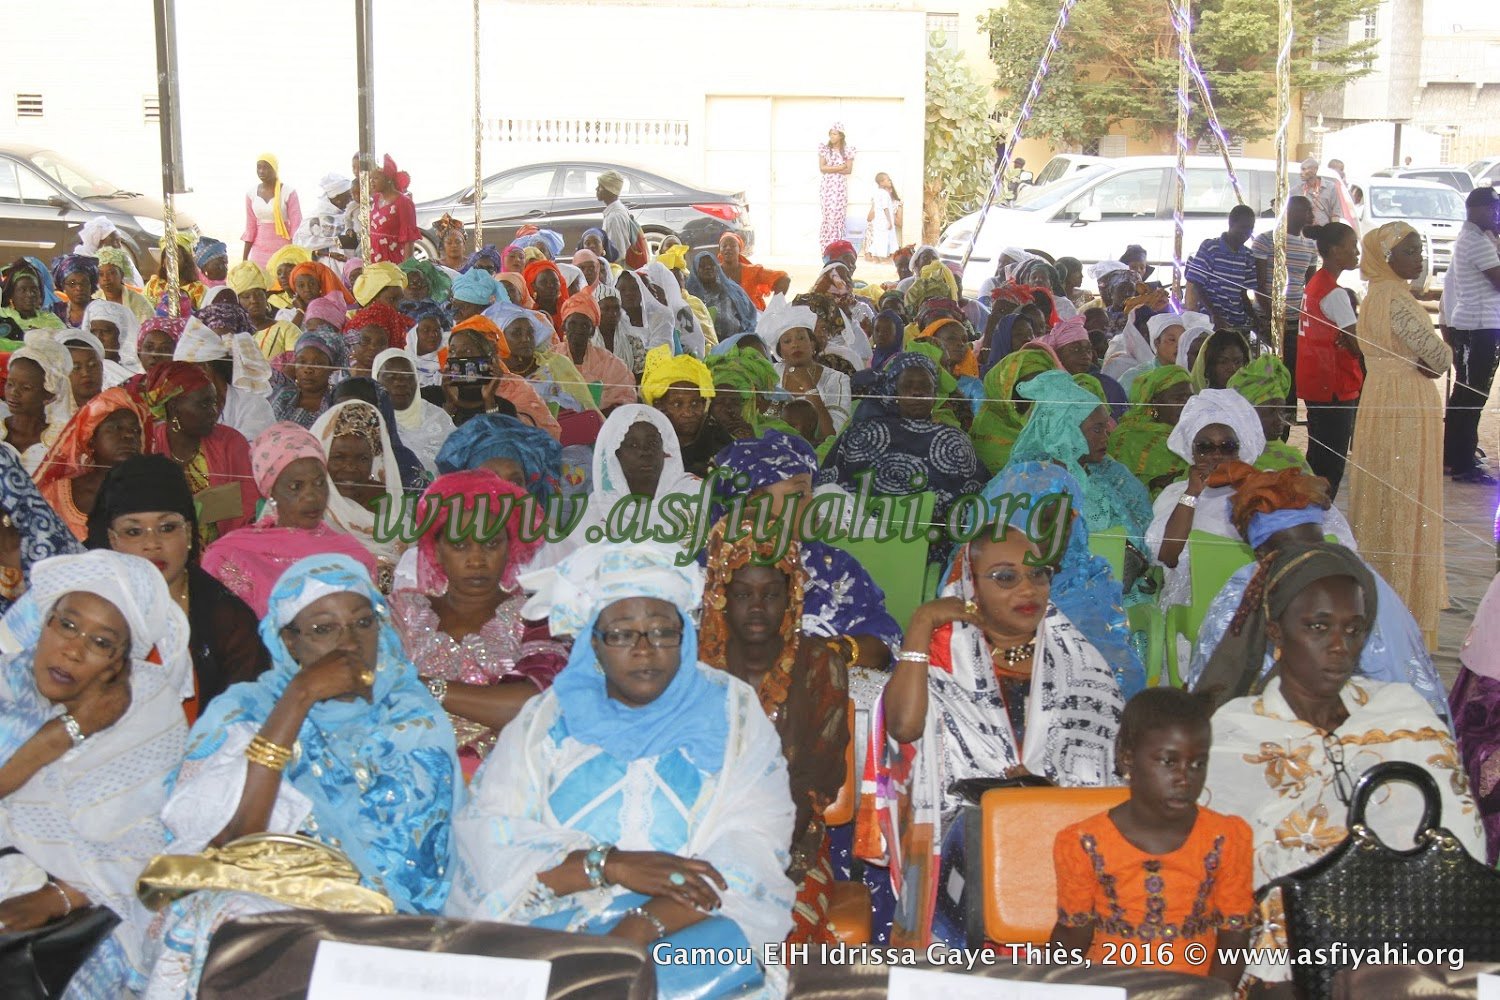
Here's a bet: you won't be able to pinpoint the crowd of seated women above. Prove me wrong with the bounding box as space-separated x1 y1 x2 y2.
0 217 1490 1000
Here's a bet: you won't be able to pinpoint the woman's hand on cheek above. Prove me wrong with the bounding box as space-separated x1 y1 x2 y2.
71 664 132 736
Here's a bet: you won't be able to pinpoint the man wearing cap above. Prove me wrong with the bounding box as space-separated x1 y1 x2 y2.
1298 157 1343 227
296 173 356 256
1442 186 1500 483
597 170 648 268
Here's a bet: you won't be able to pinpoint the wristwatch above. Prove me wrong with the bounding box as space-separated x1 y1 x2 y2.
59 713 86 748
1177 493 1199 509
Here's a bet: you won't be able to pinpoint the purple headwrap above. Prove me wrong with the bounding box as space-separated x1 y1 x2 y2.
712 429 819 496
198 299 255 335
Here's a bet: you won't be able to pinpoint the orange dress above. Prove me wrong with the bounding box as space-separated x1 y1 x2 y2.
1054 807 1255 976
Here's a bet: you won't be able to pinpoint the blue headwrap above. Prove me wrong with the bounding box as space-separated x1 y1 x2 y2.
435 413 563 501
181 554 461 913
578 228 618 264
520 542 727 770
49 253 98 293
684 250 758 336
451 269 503 307
294 326 350 370
973 462 1146 698
194 238 228 268
712 429 818 496
981 313 1022 377
0 446 83 615
197 299 256 335
512 230 564 258
1247 506 1327 550
460 245 502 275
400 298 452 330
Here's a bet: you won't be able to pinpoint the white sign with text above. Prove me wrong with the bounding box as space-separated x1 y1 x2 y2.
306 940 551 1000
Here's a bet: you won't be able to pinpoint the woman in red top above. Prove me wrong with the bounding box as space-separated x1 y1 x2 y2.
368 154 419 264
1297 222 1364 497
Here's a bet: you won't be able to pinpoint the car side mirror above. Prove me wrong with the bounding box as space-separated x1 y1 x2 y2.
46 195 70 211
1072 205 1102 226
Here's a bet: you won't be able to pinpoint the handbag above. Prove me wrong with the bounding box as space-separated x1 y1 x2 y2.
1261 761 1500 1000
136 832 394 915
0 905 120 1000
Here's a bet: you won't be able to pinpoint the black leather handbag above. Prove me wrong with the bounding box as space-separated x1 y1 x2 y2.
0 905 120 1000
1261 761 1500 1000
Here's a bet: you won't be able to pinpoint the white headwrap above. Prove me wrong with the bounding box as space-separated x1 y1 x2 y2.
0 550 190 972
644 260 707 357
79 299 143 373
1176 320 1214 369
371 347 424 430
1146 312 1186 348
755 294 818 356
54 328 133 390
1167 388 1266 465
614 269 677 355
319 173 352 199
1088 260 1132 285
172 318 273 395
11 331 76 431
521 539 704 638
308 399 405 566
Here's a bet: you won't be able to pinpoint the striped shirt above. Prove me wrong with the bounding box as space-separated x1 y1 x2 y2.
1187 235 1257 327
1448 221 1500 329
1250 230 1319 314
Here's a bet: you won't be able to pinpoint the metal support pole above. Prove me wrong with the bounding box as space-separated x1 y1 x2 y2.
355 0 375 262
152 0 185 317
1172 0 1192 305
1272 0 1293 345
473 0 484 245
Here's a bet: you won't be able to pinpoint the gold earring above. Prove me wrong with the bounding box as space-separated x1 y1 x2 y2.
1272 645 1282 662
170 415 182 433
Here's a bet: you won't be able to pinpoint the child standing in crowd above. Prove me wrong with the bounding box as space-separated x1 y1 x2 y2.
864 173 901 262
1051 688 1254 986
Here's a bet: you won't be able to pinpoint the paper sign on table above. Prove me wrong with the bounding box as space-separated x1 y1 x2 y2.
306 939 551 1000
887 967 1127 1000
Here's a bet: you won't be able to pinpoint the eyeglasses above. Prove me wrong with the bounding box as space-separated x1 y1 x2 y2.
592 627 684 649
981 565 1056 590
46 611 124 661
284 613 381 642
1193 439 1240 455
109 517 189 542
1323 733 1355 806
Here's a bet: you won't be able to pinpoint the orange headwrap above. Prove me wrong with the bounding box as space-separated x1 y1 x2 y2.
289 261 355 305
1208 460 1332 538
451 315 510 360
918 318 980 378
496 273 533 309
560 289 600 328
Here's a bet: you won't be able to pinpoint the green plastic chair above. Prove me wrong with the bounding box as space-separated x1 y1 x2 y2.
1163 530 1255 687
1088 526 1128 581
829 492 937 631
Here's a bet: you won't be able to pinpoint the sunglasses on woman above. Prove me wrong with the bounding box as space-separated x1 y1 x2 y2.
1193 439 1239 456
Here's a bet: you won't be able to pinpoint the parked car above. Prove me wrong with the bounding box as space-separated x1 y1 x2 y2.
1468 157 1500 188
0 143 195 277
1029 153 1108 189
1357 178 1464 292
937 155 1355 293
1368 166 1473 193
413 161 752 261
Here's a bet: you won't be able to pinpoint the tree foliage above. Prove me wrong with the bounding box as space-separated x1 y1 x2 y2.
925 32 1002 242
983 0 1380 150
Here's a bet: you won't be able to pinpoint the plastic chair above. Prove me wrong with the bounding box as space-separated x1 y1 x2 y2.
961 785 1130 950
828 492 936 631
823 700 871 945
1163 530 1254 687
1087 525 1128 581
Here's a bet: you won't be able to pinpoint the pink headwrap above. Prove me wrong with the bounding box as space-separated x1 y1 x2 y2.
341 258 365 287
305 292 349 331
251 421 325 498
415 470 541 593
1032 315 1090 352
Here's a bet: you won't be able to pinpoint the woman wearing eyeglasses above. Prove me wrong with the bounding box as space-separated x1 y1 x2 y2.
85 455 269 722
871 501 1124 948
447 541 798 1000
1200 542 1482 992
141 553 460 998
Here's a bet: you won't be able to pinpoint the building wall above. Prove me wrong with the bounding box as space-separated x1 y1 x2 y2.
2 0 925 260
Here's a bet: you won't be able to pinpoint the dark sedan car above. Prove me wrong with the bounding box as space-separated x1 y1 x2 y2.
413 161 753 260
0 143 196 277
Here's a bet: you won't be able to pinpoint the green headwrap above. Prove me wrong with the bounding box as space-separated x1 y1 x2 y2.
969 347 1058 473
1190 329 1252 391
903 260 958 315
1106 364 1193 497
1008 369 1103 484
399 258 452 304
1227 354 1291 405
706 347 795 436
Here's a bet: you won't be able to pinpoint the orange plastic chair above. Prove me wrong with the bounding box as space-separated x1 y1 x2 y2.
965 785 1129 949
823 701 871 945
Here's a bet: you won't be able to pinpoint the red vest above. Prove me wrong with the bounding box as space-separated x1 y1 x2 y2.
1298 268 1365 403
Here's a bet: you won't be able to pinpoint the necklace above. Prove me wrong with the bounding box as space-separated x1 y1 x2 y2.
994 640 1036 666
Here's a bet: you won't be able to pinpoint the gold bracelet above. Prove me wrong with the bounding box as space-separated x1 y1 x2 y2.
245 735 293 772
839 634 859 664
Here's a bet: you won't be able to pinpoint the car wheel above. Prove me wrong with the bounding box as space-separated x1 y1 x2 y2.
644 229 673 258
411 237 437 263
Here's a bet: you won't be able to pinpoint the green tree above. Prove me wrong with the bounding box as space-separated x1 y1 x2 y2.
983 0 1379 150
925 31 1002 243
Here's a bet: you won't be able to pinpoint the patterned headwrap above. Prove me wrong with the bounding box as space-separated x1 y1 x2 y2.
874 351 943 418
198 299 255 335
904 260 959 314
400 299 451 332
139 315 188 350
460 245 503 275
1206 460 1331 548
711 429 818 497
640 343 714 406
251 421 325 497
414 470 540 593
49 254 98 296
294 326 350 369
1227 354 1292 407
345 302 414 351
124 360 211 421
433 413 562 501
329 400 383 453
398 258 451 304
96 247 133 281
194 238 228 268
698 515 804 709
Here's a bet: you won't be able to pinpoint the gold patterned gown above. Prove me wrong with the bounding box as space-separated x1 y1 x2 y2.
1346 251 1453 649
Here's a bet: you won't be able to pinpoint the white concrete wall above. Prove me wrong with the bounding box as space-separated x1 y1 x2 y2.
2 0 925 261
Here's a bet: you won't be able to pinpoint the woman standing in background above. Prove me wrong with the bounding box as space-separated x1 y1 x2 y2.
817 124 855 249
865 173 901 262
241 155 301 269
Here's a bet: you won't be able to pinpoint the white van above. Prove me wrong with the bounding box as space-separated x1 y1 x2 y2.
938 155 1355 293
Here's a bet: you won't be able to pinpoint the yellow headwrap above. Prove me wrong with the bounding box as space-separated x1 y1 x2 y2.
656 244 690 272
266 245 312 289
522 247 547 264
352 262 408 306
640 343 715 406
258 153 289 240
226 260 270 294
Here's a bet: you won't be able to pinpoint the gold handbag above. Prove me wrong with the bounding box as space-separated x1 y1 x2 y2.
136 833 394 915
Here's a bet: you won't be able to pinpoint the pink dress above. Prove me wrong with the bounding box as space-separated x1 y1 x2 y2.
241 189 302 269
391 590 570 763
818 142 856 247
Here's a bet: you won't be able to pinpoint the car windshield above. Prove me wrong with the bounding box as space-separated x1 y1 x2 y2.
1010 165 1113 212
1467 159 1491 176
1367 185 1465 221
26 149 132 199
